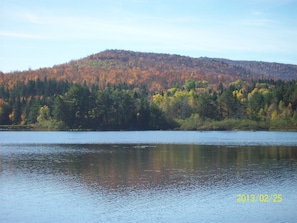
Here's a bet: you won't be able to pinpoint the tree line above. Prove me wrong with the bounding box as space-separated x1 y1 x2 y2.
159 79 297 130
0 78 174 130
0 78 297 130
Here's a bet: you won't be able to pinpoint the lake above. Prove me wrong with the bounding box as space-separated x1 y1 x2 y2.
0 131 297 222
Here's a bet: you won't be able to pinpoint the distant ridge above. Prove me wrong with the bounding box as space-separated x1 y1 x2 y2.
2 49 297 91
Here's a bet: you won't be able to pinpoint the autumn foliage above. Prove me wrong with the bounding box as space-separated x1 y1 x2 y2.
2 50 297 93
1 50 297 130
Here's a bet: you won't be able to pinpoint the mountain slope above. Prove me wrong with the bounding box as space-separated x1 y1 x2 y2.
215 58 297 80
2 50 297 91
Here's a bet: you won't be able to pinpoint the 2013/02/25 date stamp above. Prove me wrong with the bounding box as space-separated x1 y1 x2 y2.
236 194 282 203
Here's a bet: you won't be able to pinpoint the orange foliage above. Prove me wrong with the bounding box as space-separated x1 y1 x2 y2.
3 50 297 92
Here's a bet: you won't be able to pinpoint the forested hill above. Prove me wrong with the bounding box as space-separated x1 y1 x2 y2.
2 49 297 92
214 58 297 81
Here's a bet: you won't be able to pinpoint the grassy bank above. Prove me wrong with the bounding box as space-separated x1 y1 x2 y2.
178 116 297 131
2 118 297 132
0 125 34 130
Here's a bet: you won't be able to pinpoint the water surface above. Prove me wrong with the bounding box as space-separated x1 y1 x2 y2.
1 130 297 146
0 131 296 222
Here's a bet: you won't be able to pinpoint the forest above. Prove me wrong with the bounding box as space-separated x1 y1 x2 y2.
2 50 297 93
1 77 297 131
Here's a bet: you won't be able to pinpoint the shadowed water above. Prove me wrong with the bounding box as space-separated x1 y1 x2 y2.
0 131 297 222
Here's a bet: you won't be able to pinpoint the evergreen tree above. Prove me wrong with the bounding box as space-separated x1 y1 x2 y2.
0 101 11 125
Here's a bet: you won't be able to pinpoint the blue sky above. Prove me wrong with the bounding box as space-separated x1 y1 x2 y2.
1 0 296 73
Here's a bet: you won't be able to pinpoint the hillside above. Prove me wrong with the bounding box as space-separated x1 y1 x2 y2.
1 50 297 130
2 50 297 91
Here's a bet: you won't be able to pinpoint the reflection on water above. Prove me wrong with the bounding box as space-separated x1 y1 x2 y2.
1 144 297 222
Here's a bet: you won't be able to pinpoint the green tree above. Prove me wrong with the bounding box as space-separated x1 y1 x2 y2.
217 83 224 95
53 96 69 127
196 93 218 120
184 79 195 91
217 90 242 119
168 90 193 120
136 95 151 129
36 105 52 129
149 103 177 129
94 88 114 129
9 97 22 124
37 105 51 123
248 91 265 120
25 97 41 124
0 101 11 125
62 83 91 129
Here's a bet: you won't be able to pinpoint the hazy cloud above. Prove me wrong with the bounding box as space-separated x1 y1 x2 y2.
0 30 44 39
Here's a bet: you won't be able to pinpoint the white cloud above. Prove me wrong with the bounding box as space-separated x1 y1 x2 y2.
239 10 277 27
16 12 43 24
0 30 45 39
